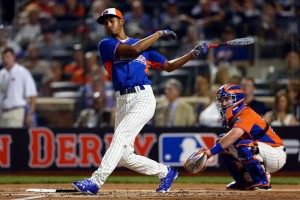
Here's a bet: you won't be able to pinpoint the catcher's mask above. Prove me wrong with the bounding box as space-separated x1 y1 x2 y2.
215 84 245 120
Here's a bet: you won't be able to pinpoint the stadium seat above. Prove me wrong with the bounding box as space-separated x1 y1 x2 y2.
52 91 82 98
50 81 80 93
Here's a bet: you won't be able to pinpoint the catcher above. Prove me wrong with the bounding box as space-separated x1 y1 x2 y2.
185 84 286 190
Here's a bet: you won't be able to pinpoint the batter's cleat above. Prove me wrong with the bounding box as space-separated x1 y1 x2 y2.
156 166 178 193
72 178 100 195
226 181 248 190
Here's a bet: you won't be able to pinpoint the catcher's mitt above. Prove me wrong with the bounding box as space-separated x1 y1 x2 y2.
184 148 208 174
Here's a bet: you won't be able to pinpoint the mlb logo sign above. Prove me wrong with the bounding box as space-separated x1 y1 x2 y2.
159 133 218 167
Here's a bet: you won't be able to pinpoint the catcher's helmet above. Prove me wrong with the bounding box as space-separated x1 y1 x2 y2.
215 84 245 120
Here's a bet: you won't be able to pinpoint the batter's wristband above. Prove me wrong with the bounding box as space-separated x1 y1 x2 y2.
210 143 224 155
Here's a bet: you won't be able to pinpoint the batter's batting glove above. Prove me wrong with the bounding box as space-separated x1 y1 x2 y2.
158 30 177 40
191 43 208 56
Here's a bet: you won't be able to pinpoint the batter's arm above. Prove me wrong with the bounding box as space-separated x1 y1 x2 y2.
163 43 208 72
116 31 174 58
162 52 194 72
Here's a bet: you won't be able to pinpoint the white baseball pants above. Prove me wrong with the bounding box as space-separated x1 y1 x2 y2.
256 142 286 173
228 142 286 173
91 85 168 187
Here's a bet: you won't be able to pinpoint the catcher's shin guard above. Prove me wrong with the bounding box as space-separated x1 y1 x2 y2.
219 152 250 189
236 140 270 188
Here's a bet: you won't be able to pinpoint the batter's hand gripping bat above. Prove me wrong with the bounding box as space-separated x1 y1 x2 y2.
207 37 254 49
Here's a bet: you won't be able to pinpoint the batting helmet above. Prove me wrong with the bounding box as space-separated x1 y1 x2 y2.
215 84 245 120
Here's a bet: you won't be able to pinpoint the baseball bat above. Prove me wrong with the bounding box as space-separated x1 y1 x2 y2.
207 37 254 48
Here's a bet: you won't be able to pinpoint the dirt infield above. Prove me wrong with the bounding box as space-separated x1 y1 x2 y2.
1 183 300 200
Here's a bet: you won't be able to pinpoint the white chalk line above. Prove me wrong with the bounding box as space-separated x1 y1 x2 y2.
12 195 47 200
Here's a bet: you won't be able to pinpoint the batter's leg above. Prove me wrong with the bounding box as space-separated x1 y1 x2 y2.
120 143 168 178
91 88 163 186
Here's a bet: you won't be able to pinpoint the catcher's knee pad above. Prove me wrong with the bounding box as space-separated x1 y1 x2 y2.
236 140 269 186
236 140 257 161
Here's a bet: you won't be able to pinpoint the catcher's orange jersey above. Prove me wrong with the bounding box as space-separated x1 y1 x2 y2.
231 107 284 147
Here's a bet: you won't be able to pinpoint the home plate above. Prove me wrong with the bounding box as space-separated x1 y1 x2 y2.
26 188 78 193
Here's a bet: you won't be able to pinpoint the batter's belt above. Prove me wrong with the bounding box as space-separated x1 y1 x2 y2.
118 85 145 96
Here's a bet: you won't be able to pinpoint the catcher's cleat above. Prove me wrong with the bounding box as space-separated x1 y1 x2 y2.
248 183 272 191
226 181 249 190
72 178 100 195
156 166 178 193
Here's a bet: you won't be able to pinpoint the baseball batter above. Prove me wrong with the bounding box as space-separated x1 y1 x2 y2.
72 8 208 195
201 84 286 190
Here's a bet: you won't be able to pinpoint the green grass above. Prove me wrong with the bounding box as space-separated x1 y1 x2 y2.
0 176 299 185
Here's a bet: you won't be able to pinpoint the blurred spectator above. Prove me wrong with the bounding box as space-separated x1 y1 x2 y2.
0 27 23 66
193 75 210 119
194 75 210 97
0 47 37 127
64 44 85 84
274 0 296 43
243 0 261 36
14 5 42 49
74 23 97 51
79 71 115 109
22 43 51 93
222 0 245 37
179 0 224 39
213 64 229 85
158 0 188 40
286 78 300 122
256 2 278 40
175 26 201 58
284 4 299 51
240 76 270 116
36 26 66 59
212 63 241 85
155 79 195 127
24 0 56 30
267 51 300 82
61 0 86 19
264 90 299 126
74 91 112 127
85 0 108 42
41 60 66 96
78 51 113 108
207 25 251 68
229 74 241 85
198 84 221 127
123 0 152 36
85 51 111 86
52 0 86 46
25 0 54 19
90 76 106 102
80 52 98 84
51 1 66 18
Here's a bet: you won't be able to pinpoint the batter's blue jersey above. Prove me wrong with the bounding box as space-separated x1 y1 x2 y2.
98 37 167 91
